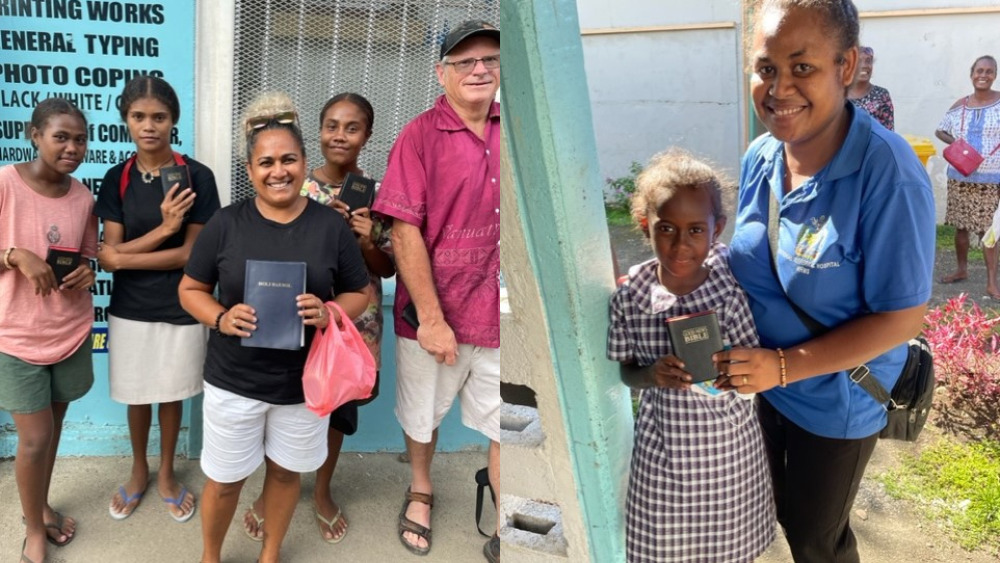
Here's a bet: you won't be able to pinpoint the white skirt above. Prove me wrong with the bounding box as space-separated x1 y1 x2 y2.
108 315 206 405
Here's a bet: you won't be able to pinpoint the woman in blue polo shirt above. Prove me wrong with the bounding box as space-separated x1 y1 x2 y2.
717 1 934 561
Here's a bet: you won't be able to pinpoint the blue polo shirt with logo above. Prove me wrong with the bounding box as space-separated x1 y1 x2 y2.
729 103 935 439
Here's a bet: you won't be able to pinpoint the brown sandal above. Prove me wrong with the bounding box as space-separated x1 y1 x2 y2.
20 538 36 563
397 487 433 556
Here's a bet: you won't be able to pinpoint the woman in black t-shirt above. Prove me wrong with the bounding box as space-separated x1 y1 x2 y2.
94 76 221 523
178 92 368 563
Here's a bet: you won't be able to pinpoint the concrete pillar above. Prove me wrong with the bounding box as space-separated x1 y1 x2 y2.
499 2 634 561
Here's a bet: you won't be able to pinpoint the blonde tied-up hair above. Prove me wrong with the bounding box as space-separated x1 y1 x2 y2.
630 148 730 232
240 91 304 160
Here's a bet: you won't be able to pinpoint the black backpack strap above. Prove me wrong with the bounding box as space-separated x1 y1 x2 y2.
475 467 495 538
767 188 892 406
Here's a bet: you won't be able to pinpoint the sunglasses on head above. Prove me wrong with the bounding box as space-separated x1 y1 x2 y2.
245 111 298 134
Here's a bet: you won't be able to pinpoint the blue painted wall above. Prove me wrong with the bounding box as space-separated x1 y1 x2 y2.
0 2 485 458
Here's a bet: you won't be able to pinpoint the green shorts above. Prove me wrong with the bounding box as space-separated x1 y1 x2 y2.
0 340 94 414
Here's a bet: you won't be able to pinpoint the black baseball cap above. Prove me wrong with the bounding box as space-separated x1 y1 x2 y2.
440 20 500 59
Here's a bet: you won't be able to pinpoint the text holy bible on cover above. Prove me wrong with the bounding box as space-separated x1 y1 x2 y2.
46 246 81 283
666 310 723 383
242 260 307 350
159 164 191 196
336 172 376 211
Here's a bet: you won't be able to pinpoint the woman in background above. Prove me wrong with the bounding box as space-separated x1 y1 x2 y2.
848 46 894 130
935 55 1000 297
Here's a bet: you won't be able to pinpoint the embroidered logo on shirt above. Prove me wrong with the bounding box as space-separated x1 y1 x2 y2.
794 215 828 265
47 225 61 244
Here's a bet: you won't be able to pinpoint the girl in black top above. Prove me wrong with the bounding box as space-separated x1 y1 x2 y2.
179 92 368 563
95 76 220 523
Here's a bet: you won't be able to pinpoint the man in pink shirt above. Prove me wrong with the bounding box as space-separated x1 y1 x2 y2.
372 20 500 561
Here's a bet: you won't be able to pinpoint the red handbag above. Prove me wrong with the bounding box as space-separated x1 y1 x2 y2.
943 138 984 176
944 99 1000 176
302 301 376 417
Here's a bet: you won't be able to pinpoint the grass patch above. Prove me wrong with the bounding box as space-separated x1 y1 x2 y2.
938 224 984 261
877 439 1000 553
606 206 633 227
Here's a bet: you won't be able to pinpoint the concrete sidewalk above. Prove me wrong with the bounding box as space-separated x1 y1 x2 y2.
0 451 494 562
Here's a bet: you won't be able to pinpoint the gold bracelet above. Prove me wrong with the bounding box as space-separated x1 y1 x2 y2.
2 247 15 270
777 348 787 388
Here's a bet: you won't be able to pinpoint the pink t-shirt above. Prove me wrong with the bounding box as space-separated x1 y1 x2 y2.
373 96 500 348
0 165 98 364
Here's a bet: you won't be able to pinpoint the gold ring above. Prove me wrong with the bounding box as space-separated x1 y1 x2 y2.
742 375 749 386
232 317 238 326
317 307 324 319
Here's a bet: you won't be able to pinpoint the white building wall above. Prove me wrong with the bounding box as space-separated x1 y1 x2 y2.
578 2 745 183
578 0 1000 223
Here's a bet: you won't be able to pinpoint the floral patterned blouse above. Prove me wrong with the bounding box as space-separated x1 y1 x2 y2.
850 84 894 130
301 171 392 368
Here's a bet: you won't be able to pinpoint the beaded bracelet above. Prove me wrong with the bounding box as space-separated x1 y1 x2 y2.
2 247 15 270
776 348 787 388
213 310 228 336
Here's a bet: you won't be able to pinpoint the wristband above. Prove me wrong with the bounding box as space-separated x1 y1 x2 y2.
776 348 787 388
2 247 15 270
213 310 228 336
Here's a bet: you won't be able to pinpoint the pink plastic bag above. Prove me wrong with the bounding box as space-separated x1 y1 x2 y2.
303 301 376 417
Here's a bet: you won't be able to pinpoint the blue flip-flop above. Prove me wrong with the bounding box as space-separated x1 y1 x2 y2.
109 485 144 520
161 485 196 523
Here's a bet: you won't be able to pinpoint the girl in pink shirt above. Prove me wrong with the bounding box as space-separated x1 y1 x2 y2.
0 98 98 563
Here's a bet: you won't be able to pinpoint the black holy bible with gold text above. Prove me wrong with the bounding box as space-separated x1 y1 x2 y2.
336 172 376 211
666 310 724 383
46 246 81 283
160 164 191 197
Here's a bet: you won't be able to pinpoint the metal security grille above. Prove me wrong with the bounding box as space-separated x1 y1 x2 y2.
231 0 499 201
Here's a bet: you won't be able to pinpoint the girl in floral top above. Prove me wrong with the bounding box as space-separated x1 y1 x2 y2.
243 93 393 545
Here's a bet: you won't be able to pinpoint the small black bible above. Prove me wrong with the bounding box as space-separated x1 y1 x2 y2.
46 246 81 283
160 164 191 197
242 260 307 350
336 172 376 211
666 310 724 383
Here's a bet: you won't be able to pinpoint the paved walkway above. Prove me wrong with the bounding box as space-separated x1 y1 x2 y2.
0 451 493 562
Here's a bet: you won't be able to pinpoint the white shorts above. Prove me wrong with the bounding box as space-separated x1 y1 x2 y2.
200 382 329 483
395 337 500 443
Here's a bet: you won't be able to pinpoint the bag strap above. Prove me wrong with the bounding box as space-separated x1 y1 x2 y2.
957 98 1000 156
959 97 967 136
474 467 495 538
766 189 892 405
119 151 186 199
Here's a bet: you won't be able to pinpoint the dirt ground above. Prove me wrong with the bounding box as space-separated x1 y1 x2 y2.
608 224 1000 562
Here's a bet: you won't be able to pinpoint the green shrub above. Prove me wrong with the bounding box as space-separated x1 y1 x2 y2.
604 161 644 214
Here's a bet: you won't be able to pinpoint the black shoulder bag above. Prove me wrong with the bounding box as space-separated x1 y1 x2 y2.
767 193 934 441
475 467 495 537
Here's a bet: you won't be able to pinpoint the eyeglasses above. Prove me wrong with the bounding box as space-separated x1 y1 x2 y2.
442 55 500 75
245 111 298 134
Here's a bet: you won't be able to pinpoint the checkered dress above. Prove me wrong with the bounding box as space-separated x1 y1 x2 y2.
608 252 776 563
